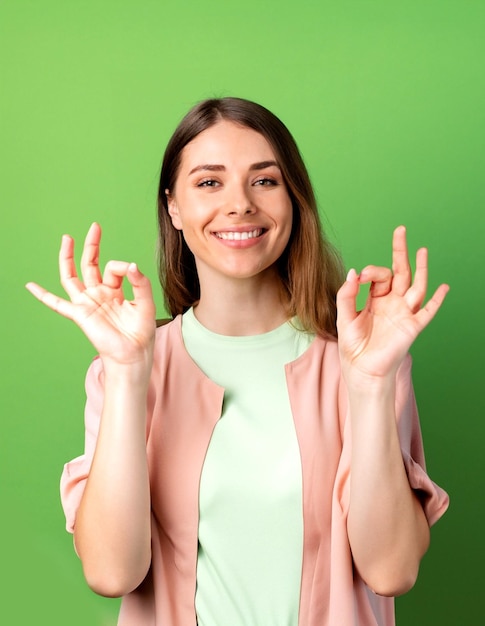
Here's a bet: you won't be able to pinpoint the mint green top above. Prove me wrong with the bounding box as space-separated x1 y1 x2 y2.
181 308 315 625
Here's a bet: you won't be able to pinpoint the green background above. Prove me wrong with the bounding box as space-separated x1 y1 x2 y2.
2 1 483 623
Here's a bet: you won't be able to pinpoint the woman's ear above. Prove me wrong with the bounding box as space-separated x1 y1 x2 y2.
166 189 183 230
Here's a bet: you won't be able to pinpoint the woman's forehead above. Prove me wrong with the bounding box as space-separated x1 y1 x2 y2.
179 120 277 171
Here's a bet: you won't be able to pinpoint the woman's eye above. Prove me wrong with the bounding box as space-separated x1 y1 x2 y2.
197 179 219 188
254 177 277 186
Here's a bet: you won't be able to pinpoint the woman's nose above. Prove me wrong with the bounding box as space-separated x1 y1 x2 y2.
225 184 256 217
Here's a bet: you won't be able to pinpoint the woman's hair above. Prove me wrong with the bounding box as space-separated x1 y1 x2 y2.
157 97 345 337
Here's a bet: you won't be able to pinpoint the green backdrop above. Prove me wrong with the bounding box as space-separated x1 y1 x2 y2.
2 1 483 623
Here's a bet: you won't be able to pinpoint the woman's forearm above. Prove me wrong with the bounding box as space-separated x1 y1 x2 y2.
346 376 430 597
74 360 152 597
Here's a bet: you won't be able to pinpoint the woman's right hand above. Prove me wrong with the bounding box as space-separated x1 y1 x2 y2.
26 223 157 368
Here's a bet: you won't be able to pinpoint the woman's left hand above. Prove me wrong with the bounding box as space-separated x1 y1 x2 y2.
336 226 449 381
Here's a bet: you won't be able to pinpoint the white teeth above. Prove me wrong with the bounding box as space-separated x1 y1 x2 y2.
215 229 263 240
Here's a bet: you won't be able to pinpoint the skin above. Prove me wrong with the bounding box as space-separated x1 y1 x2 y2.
338 237 449 595
167 121 294 335
27 228 156 595
26 120 448 598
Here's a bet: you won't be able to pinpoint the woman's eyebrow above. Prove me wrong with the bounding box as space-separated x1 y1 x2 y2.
188 160 280 176
188 164 225 175
249 160 280 171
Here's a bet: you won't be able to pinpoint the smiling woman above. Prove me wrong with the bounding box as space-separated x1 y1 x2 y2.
26 96 449 626
158 98 346 338
165 120 294 327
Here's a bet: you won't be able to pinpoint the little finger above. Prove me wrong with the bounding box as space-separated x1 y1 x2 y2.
414 283 450 330
26 282 76 320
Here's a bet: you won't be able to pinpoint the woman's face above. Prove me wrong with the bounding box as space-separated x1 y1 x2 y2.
167 120 293 287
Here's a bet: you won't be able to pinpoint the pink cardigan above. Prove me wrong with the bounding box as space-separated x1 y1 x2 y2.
60 316 449 626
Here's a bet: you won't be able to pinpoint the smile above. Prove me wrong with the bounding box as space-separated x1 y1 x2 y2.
214 229 265 241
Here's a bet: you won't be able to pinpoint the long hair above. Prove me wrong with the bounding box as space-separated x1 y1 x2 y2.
157 97 345 337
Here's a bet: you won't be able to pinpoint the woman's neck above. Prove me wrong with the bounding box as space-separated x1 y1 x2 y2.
193 270 290 336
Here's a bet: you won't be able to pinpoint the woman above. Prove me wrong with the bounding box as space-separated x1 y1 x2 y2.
26 97 449 626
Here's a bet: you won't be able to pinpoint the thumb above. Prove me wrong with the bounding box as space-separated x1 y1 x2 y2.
336 269 360 330
127 263 156 314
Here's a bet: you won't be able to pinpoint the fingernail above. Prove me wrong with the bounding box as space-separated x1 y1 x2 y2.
346 268 357 281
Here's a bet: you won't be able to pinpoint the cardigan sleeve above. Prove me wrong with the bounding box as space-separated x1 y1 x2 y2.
334 353 449 527
394 354 449 526
60 356 104 533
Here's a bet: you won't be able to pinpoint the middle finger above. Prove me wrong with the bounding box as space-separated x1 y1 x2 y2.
391 225 412 296
80 222 103 287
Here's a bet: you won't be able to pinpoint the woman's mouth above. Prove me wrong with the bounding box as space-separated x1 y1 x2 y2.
213 228 265 241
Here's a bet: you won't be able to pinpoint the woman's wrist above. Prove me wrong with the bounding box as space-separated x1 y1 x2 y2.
101 353 153 389
341 364 398 397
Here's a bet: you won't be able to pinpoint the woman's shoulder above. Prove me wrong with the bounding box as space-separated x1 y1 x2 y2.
153 314 184 357
155 315 181 336
155 317 173 328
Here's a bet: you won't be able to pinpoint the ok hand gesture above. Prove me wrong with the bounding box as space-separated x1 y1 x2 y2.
336 226 449 382
26 223 156 367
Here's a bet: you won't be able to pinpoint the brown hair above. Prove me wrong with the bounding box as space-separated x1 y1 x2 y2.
157 97 345 337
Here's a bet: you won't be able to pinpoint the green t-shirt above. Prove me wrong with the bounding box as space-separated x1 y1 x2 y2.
181 308 315 625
